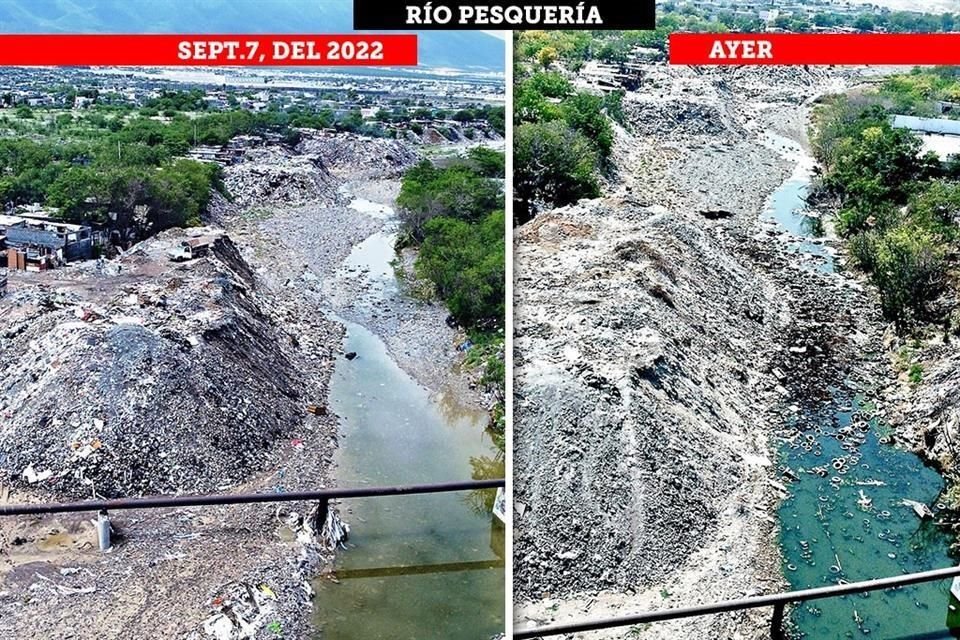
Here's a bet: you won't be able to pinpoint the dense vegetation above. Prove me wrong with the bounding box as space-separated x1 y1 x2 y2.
516 4 958 67
396 148 506 440
0 112 232 231
811 70 960 329
0 102 366 231
513 58 618 223
0 91 505 236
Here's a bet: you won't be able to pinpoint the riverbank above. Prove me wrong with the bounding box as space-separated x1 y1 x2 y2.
0 131 495 640
223 144 496 637
266 160 503 639
513 64 901 639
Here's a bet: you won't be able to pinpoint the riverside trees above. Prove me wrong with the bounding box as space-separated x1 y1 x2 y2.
812 79 960 328
396 149 506 438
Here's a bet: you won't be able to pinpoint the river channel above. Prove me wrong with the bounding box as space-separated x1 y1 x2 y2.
763 133 955 639
311 197 505 639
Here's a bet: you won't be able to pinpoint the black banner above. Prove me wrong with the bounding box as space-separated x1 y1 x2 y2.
353 1 656 30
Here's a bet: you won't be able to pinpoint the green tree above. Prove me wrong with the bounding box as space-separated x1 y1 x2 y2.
872 224 947 325
396 160 502 242
416 210 505 327
562 91 614 161
467 147 506 178
514 121 600 224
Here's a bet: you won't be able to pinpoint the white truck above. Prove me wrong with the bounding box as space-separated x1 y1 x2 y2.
166 237 214 262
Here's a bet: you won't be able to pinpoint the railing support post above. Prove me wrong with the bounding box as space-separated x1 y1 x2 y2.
771 602 786 640
96 509 111 551
315 498 329 533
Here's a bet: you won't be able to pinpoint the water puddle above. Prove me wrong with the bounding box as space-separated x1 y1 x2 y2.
339 230 399 303
348 197 394 221
311 199 504 638
765 132 957 637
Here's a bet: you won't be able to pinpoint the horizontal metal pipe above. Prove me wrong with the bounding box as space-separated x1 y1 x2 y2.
513 564 960 638
0 479 505 516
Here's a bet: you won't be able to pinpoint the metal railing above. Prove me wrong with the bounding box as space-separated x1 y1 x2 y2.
513 564 960 639
0 479 505 549
0 479 504 516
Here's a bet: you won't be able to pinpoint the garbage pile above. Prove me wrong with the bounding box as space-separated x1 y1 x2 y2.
624 97 740 138
514 199 791 601
297 132 420 179
0 231 334 499
705 64 839 101
223 146 340 208
199 581 281 640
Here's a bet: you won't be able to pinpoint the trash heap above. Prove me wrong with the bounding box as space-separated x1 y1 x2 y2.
222 146 340 208
296 131 420 179
624 97 739 138
0 232 334 499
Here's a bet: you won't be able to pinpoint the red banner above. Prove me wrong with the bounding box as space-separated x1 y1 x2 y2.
0 34 418 66
670 33 960 66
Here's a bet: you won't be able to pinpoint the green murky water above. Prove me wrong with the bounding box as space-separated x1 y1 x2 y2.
766 141 957 638
312 323 504 639
311 209 504 638
779 394 953 638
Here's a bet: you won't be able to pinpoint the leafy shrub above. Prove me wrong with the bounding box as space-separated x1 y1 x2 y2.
416 211 505 328
908 363 924 385
514 121 600 224
871 224 947 325
848 230 880 273
603 90 627 127
396 159 502 242
561 91 614 161
467 146 505 178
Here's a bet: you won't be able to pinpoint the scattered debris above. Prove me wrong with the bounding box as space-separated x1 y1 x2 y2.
201 581 278 640
902 499 934 520
223 146 340 208
297 133 420 179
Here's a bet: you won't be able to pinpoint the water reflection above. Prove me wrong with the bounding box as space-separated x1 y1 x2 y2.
312 321 503 639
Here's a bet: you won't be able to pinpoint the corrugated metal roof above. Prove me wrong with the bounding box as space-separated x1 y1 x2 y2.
0 215 25 228
892 115 960 136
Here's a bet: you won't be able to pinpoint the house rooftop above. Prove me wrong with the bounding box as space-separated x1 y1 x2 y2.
0 215 25 227
892 114 960 137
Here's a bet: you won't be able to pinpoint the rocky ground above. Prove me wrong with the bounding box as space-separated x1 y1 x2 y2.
0 130 478 639
0 228 342 640
513 63 887 638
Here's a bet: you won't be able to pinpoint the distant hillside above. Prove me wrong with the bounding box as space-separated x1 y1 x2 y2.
0 0 504 71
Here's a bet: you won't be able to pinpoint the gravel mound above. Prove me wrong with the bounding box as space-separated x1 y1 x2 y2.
223 146 339 208
514 198 790 600
297 132 420 179
624 98 739 138
0 234 327 499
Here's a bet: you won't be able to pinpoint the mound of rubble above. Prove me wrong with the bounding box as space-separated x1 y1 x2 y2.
623 97 740 139
223 146 339 208
0 232 332 499
886 338 960 471
514 197 790 603
297 132 420 179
